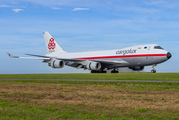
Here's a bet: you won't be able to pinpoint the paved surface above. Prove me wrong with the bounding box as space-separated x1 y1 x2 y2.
1 78 179 82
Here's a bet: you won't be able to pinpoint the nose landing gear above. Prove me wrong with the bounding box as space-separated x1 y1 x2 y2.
151 64 157 73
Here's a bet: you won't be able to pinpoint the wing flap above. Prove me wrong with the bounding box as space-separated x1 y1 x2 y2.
26 54 50 58
19 57 50 60
56 58 85 62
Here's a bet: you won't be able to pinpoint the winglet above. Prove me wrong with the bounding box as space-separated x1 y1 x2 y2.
7 53 19 58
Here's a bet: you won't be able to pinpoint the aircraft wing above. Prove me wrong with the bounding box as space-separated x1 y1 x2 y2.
7 53 50 60
8 53 129 63
92 59 129 64
64 59 129 69
25 54 129 69
8 53 85 62
8 53 129 69
26 54 85 62
56 58 129 64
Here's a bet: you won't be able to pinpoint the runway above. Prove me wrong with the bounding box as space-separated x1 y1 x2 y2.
1 78 179 82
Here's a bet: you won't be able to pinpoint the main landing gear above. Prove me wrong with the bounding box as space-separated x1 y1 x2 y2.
151 64 157 73
91 70 107 73
91 68 119 73
111 68 119 73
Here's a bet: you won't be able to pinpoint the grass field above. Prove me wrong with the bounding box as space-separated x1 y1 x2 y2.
0 73 179 119
0 73 179 81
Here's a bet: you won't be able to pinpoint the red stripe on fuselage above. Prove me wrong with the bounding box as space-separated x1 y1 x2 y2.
74 54 167 60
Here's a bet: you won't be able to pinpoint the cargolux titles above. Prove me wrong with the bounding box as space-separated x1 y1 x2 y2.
116 49 137 55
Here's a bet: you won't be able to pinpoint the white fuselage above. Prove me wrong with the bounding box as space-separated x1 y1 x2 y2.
46 44 169 69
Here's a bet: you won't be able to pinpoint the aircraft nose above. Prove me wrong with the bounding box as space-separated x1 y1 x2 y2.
167 52 172 59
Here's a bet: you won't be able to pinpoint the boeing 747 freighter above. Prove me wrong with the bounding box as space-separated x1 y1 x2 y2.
7 32 172 73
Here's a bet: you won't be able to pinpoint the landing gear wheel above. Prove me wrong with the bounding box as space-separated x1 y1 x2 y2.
151 64 157 73
151 70 156 73
100 71 107 73
111 68 119 73
111 71 119 73
91 70 97 73
91 70 107 73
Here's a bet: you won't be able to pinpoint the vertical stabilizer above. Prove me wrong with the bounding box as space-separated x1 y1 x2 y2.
43 32 66 54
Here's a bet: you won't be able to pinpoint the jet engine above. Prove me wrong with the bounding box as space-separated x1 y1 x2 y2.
86 62 101 71
129 66 144 71
51 60 65 68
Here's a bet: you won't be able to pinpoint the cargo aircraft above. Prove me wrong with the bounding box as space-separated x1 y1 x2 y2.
7 32 172 73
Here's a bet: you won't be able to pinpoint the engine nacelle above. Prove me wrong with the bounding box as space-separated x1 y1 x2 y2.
86 62 101 71
51 60 65 68
129 66 144 71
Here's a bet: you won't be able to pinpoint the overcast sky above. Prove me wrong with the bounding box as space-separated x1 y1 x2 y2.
0 0 178 74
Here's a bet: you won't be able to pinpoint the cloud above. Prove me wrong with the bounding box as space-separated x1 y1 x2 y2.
72 8 90 11
2 0 96 8
52 7 61 10
12 9 24 13
145 0 179 8
0 4 12 7
146 0 166 5
124 7 159 14
20 6 27 8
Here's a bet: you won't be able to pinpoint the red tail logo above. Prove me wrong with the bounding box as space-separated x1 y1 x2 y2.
48 38 56 50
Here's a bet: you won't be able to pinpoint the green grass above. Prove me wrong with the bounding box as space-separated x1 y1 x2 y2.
0 100 130 119
1 79 179 91
0 75 179 120
0 100 177 120
0 73 179 80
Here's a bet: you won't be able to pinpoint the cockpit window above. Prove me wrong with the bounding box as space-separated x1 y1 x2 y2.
154 46 163 49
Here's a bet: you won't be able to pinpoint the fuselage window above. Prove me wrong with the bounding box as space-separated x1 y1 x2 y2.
154 46 163 49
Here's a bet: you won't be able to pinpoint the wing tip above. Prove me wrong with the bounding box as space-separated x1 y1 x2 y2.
7 52 13 58
7 53 19 58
